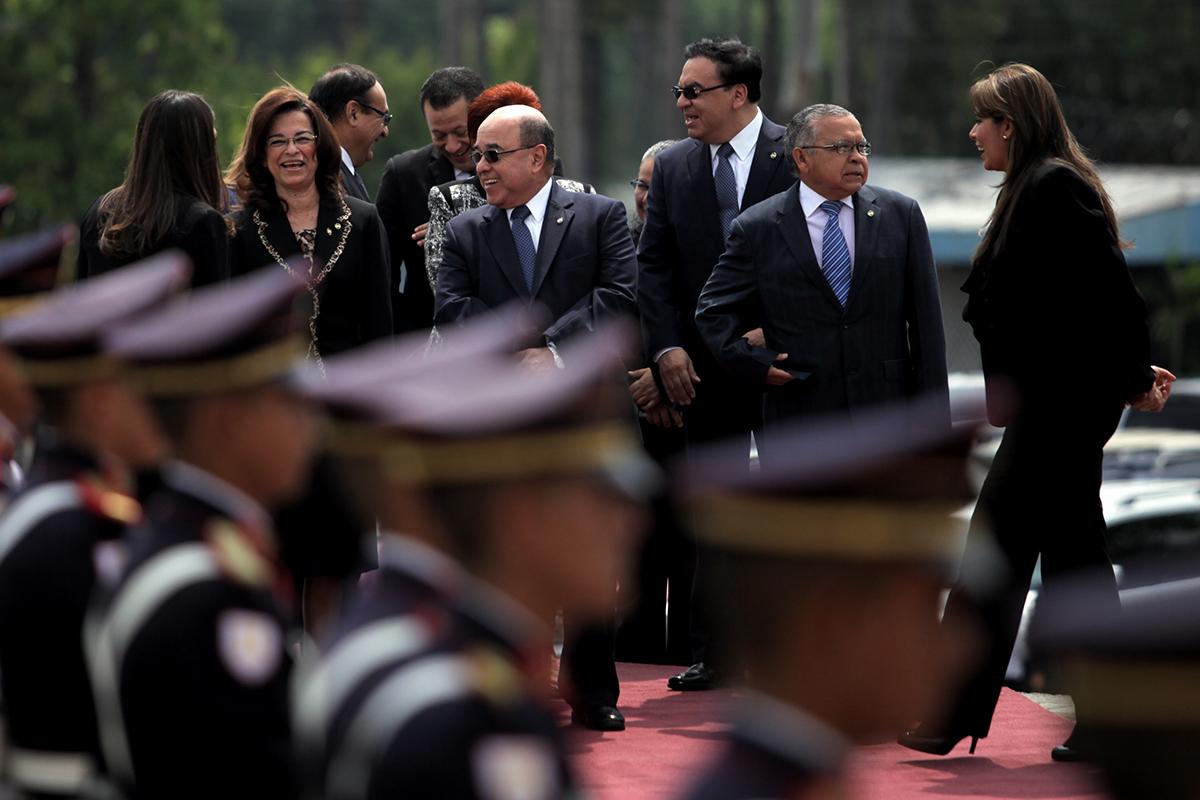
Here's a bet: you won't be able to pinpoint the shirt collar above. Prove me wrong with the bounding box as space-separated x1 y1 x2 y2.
799 181 854 219
710 107 764 163
162 459 273 533
506 176 554 224
734 691 853 773
340 147 356 176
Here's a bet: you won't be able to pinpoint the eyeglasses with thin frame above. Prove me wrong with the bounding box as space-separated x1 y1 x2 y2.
671 82 734 101
267 132 318 150
355 99 393 126
799 140 873 157
470 144 540 165
629 179 650 191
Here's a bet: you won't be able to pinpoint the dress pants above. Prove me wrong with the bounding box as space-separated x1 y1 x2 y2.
937 399 1124 736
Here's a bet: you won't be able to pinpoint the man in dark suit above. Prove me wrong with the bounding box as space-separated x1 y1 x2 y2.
696 103 949 451
309 63 391 203
435 105 637 365
434 105 637 730
637 37 794 692
376 67 484 334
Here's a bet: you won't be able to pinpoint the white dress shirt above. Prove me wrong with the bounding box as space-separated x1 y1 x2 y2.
506 177 554 251
340 147 356 176
454 168 474 182
709 108 764 208
799 181 856 274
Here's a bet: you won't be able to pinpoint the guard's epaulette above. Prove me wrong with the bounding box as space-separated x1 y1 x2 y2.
463 645 525 708
76 474 142 526
204 519 273 589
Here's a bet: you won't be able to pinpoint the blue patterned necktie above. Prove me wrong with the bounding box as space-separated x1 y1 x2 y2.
819 200 852 307
714 142 738 240
510 205 537 293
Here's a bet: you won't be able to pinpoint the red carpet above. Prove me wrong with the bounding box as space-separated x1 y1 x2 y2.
563 663 1107 799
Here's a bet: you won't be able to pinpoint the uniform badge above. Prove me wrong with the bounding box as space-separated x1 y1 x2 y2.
471 736 559 800
217 609 282 685
206 520 271 587
92 540 128 589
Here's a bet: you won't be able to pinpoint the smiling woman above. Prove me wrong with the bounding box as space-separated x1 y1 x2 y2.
225 86 392 368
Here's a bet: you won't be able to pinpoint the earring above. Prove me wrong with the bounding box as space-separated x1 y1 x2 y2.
1002 134 1009 140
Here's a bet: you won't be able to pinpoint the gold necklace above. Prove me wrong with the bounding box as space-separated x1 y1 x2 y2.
253 200 352 373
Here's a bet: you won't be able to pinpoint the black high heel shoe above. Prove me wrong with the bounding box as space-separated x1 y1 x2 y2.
897 726 982 756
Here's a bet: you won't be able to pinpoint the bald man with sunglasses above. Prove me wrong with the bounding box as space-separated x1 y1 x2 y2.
434 105 636 369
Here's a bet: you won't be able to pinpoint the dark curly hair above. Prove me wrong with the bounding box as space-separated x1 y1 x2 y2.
226 86 343 214
467 82 542 142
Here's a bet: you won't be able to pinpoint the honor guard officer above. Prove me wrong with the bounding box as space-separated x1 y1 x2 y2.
295 328 653 800
1033 566 1200 800
675 397 979 800
0 226 76 494
86 267 317 800
0 253 187 798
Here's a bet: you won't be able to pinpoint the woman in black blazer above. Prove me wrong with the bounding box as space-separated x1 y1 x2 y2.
899 63 1174 761
226 86 392 369
77 90 229 286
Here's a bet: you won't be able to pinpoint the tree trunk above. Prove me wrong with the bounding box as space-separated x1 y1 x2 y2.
865 0 910 152
539 0 586 177
438 0 464 66
760 0 782 114
655 0 685 141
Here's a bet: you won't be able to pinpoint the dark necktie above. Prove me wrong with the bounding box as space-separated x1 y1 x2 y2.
714 142 738 240
352 170 369 201
819 200 852 307
510 205 537 294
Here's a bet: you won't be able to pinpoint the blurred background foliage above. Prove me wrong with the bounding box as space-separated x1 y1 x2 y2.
1 0 1197 230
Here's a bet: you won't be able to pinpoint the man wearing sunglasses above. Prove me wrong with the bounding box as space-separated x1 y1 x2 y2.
309 63 391 203
696 103 949 457
637 37 794 694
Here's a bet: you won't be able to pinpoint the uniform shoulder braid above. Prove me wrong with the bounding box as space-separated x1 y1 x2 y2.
75 472 142 526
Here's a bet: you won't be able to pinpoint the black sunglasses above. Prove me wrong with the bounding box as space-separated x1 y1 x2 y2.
629 179 650 190
470 144 539 165
355 99 393 126
671 82 734 101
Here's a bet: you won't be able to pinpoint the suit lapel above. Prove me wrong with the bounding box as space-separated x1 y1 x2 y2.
777 184 844 310
741 116 788 210
313 198 348 270
847 186 880 310
427 148 455 189
482 204 531 300
263 207 301 262
685 140 723 249
532 183 573 298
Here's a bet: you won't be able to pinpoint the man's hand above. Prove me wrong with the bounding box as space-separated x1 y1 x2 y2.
518 347 557 372
742 327 765 348
411 222 429 247
1129 365 1177 412
627 368 661 412
646 403 684 428
658 348 701 406
765 352 794 386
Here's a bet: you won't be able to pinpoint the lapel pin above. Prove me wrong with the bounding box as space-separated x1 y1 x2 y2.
867 209 876 218
325 228 332 235
556 217 564 224
770 151 778 159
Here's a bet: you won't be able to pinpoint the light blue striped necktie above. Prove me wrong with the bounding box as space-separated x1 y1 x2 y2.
510 204 537 293
819 200 852 307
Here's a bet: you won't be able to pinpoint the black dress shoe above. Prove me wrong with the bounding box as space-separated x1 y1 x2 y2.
897 725 981 756
667 662 716 691
571 704 626 731
1051 729 1087 762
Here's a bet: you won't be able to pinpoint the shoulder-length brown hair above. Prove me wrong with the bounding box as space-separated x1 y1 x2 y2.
98 90 226 257
225 86 342 215
971 63 1124 263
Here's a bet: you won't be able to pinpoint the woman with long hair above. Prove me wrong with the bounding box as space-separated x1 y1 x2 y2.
226 86 391 370
77 90 229 285
899 63 1174 761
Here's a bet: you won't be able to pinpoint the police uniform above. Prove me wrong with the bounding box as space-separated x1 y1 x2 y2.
674 396 976 800
85 267 308 800
0 252 188 798
294 327 651 800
